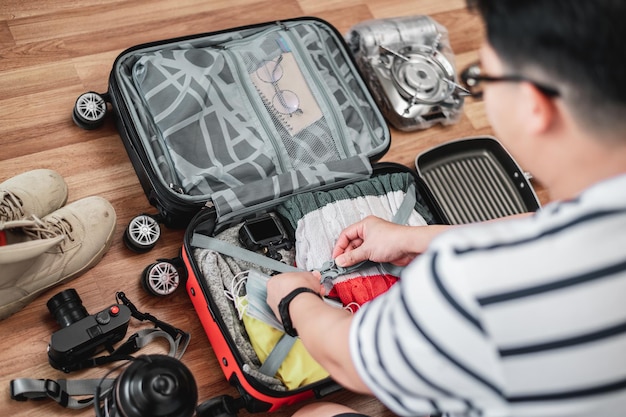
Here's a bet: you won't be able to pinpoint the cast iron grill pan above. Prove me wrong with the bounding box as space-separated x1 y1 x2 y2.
415 137 540 225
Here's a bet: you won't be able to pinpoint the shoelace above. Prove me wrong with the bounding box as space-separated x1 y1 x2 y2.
22 215 75 244
0 191 25 221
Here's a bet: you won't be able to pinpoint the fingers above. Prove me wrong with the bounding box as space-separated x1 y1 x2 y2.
335 245 367 267
332 221 365 258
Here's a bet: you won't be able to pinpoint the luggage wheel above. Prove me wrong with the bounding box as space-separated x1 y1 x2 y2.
141 259 180 296
124 214 161 253
72 91 108 130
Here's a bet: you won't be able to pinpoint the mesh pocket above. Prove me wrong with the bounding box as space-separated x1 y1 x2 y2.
241 34 343 168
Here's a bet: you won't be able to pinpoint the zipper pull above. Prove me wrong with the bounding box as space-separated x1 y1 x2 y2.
169 183 185 194
317 259 371 294
318 260 340 294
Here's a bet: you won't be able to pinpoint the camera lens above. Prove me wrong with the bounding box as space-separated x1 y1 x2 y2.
47 288 89 328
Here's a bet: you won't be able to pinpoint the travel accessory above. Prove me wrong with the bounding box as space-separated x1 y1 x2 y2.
11 291 193 413
238 212 293 260
45 289 189 373
346 15 466 131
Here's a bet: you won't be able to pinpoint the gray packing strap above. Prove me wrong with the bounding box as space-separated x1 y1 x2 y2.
392 183 416 225
380 261 404 277
378 182 416 277
10 377 114 409
258 333 297 377
191 233 302 273
110 328 189 362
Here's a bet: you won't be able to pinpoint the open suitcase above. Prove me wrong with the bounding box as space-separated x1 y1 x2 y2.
74 16 540 416
178 137 539 416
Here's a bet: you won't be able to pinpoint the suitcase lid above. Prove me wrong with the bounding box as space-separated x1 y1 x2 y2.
415 136 540 224
109 17 391 226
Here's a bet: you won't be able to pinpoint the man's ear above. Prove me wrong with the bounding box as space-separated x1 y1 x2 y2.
519 82 558 135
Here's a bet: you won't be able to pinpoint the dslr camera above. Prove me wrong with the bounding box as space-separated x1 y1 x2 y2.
47 288 131 373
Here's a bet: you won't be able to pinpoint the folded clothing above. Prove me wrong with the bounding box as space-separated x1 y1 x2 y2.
194 223 329 391
277 172 432 309
194 225 295 391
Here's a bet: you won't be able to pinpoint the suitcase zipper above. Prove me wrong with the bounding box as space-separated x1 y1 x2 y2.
318 259 372 294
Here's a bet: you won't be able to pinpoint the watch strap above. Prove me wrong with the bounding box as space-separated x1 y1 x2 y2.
278 287 320 337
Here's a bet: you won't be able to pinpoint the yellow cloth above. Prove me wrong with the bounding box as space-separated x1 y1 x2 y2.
241 302 329 389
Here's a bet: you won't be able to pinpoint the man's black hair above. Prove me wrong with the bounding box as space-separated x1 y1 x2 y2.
467 0 626 134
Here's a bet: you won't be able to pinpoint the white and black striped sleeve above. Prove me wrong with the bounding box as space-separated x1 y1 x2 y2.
350 174 626 417
349 245 509 417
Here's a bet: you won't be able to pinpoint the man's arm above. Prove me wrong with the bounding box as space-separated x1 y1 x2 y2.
289 292 372 393
266 271 372 393
332 215 452 267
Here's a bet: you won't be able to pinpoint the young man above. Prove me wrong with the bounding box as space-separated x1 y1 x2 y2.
266 1 626 415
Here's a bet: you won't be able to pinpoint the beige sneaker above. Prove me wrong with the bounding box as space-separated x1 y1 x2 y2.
0 196 116 320
0 169 68 222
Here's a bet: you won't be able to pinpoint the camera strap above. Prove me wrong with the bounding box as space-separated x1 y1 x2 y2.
72 292 191 370
10 377 115 409
70 327 188 372
114 291 191 359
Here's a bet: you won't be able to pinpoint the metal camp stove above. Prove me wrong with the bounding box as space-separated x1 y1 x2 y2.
347 15 465 131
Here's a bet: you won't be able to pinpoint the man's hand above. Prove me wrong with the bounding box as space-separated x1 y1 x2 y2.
332 215 445 268
266 271 321 320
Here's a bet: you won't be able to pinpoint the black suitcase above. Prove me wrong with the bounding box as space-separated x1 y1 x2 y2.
73 16 540 415
74 16 398 253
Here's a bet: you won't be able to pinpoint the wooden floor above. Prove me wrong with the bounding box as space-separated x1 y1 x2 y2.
0 1 548 416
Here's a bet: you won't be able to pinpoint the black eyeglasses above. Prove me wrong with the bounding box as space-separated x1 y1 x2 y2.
460 62 560 99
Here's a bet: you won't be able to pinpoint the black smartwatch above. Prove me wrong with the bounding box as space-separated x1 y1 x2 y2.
278 287 321 337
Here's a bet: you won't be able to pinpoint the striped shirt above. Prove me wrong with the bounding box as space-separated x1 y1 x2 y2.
350 173 626 417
